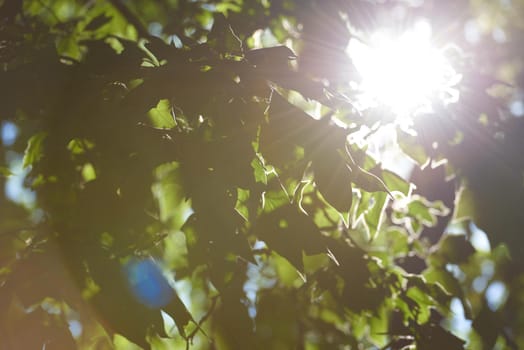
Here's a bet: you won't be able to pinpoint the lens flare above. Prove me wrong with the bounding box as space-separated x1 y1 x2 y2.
125 258 174 308
348 21 459 117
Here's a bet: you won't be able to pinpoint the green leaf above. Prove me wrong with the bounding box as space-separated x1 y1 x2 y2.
427 282 453 305
251 156 267 185
405 275 452 306
453 186 475 222
152 162 189 226
148 99 175 129
67 138 94 155
424 267 464 302
23 132 47 168
81 163 97 182
385 227 410 255
397 129 429 167
406 286 432 323
354 191 372 224
235 188 250 220
407 198 437 226
364 191 388 241
382 169 411 195
0 166 12 177
265 187 291 212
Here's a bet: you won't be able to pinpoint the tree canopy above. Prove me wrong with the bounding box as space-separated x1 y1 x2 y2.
1 0 524 349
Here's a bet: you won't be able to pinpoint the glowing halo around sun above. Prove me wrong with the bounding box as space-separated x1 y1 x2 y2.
348 21 460 118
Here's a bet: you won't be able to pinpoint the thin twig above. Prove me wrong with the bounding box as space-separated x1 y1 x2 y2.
185 295 219 349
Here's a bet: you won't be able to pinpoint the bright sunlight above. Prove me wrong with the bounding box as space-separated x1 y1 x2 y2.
348 21 460 117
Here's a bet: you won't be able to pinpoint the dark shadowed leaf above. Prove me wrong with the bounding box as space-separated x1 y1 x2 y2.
88 254 166 349
245 46 297 69
311 150 353 213
415 322 466 350
352 167 391 195
253 204 327 271
208 13 242 54
395 254 428 274
472 306 502 349
434 234 476 265
255 290 299 348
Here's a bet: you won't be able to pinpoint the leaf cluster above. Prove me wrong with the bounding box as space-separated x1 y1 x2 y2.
1 0 524 349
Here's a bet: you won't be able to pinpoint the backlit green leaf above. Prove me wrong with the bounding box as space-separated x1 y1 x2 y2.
23 132 47 168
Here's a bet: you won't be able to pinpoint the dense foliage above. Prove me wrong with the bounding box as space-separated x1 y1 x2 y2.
1 0 524 349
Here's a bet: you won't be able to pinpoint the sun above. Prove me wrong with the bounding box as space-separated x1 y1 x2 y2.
348 21 460 118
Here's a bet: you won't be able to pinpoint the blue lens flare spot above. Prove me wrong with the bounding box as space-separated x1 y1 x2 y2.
124 258 173 308
1 121 18 147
